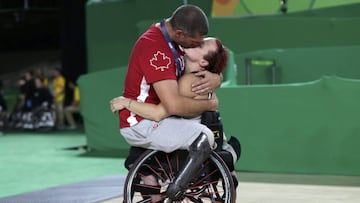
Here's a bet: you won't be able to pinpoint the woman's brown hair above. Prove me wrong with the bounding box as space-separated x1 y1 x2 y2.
203 38 228 74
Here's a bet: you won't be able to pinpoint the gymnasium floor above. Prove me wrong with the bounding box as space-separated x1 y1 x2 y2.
1 131 360 202
102 172 360 203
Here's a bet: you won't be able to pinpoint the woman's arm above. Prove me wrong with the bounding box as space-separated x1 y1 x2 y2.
191 71 223 95
110 96 169 122
179 73 209 100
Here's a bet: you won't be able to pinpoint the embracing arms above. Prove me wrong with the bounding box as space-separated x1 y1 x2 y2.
110 71 221 121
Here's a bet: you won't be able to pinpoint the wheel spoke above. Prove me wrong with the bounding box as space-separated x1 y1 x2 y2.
124 150 235 203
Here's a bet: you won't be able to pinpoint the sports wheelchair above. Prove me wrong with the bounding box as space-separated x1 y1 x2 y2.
122 112 237 202
123 149 236 202
9 106 55 131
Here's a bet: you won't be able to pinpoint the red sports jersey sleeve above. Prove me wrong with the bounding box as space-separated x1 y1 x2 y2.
119 24 185 128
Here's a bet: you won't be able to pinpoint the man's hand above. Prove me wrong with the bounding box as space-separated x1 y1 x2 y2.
191 70 222 95
209 92 219 111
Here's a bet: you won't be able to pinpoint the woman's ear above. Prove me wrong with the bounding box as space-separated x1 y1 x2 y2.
199 59 209 67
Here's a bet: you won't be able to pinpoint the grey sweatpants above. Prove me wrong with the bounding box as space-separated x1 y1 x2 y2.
120 116 214 153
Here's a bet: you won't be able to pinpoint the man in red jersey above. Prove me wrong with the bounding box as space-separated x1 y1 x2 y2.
117 5 222 201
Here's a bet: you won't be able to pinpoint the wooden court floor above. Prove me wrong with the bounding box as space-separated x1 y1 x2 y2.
102 172 360 203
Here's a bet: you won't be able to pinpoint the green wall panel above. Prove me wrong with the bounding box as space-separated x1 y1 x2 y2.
86 0 212 72
232 46 360 85
78 65 360 176
209 17 360 55
86 2 360 73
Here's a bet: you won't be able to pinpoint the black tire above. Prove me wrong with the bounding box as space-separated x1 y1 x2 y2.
123 149 236 202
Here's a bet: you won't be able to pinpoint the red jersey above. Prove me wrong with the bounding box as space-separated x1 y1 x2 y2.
119 24 185 128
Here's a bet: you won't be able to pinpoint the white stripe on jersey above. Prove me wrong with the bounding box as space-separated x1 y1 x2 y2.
127 77 150 127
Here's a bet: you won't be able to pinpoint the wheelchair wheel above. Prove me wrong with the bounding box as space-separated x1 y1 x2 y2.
123 149 236 203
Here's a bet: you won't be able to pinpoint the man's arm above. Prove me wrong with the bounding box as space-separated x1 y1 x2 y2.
110 74 217 121
153 79 218 117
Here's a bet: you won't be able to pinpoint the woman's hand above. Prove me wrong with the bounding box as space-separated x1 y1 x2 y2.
110 96 127 113
191 70 222 95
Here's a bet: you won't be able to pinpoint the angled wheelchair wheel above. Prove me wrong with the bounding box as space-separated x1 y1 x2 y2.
123 149 236 203
33 108 56 131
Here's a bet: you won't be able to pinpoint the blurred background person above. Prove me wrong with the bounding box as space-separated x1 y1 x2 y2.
0 80 7 113
0 80 8 133
21 70 36 112
32 77 53 112
34 66 49 88
64 81 80 130
51 67 66 129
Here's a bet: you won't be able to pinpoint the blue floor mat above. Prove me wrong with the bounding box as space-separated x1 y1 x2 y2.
0 175 125 203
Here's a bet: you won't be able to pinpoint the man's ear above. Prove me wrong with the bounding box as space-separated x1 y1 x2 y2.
174 29 185 38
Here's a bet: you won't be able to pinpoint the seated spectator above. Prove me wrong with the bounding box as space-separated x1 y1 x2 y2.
8 71 35 129
64 81 80 130
19 71 36 112
0 80 8 132
23 77 56 130
0 80 7 112
32 77 53 111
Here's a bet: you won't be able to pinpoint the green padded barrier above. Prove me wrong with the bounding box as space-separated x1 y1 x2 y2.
217 76 360 176
78 67 129 151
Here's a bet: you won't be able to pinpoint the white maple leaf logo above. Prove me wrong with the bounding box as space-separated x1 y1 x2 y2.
150 51 171 71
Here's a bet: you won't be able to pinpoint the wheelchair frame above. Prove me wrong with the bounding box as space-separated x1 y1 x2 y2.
123 149 236 202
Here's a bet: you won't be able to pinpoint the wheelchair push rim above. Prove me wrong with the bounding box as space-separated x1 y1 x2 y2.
123 149 236 203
